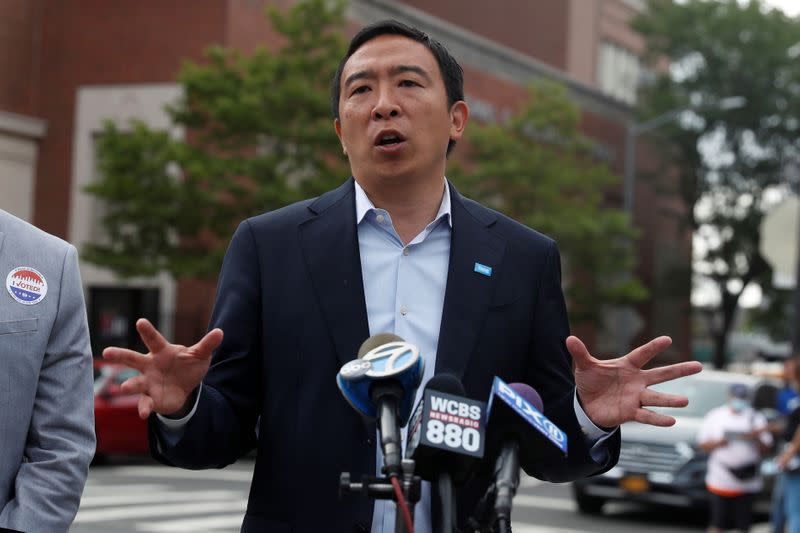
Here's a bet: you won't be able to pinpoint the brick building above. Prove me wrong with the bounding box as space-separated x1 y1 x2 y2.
0 0 691 359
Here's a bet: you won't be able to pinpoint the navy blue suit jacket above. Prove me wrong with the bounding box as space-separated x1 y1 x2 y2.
150 179 620 532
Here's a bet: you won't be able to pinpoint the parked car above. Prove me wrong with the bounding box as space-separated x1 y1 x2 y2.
572 369 780 514
93 360 149 458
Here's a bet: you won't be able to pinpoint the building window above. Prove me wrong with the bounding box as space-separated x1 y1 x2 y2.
597 41 640 105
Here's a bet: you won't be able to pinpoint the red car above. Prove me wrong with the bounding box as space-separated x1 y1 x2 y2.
93 360 149 458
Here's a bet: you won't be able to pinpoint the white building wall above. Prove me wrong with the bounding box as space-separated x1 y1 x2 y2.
70 84 183 340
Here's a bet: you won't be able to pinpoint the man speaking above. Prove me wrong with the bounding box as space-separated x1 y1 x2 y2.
104 20 702 532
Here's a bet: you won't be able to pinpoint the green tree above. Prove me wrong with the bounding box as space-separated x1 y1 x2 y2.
85 0 348 278
633 0 800 368
450 81 646 327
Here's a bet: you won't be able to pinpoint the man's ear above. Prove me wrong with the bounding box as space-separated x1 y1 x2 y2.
334 118 347 156
449 100 469 143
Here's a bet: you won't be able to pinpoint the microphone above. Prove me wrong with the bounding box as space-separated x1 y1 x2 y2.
405 374 487 533
336 333 425 475
405 374 486 482
483 377 568 533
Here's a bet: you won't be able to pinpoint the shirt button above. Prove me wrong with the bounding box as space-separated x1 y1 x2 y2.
376 214 385 223
402 248 409 256
400 306 408 316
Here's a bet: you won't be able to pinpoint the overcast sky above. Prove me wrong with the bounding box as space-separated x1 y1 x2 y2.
762 0 799 16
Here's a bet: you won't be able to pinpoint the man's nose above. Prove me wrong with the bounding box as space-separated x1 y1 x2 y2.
372 89 400 120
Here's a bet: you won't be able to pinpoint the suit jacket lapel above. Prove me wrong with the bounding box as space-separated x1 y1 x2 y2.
435 184 506 380
299 179 370 368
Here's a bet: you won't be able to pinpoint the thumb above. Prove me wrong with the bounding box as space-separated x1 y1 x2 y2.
192 328 224 358
566 335 594 369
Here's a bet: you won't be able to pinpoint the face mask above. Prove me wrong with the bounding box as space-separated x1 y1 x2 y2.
731 398 749 411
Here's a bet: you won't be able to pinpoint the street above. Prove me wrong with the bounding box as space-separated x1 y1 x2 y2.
72 458 772 532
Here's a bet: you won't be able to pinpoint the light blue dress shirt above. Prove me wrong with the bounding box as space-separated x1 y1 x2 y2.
355 181 451 533
353 180 614 533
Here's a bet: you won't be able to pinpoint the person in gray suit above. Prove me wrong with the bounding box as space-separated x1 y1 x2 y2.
0 209 95 533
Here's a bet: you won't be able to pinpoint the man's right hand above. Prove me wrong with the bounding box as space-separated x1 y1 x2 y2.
102 318 224 419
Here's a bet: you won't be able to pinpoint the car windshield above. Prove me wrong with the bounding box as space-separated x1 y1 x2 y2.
649 375 736 418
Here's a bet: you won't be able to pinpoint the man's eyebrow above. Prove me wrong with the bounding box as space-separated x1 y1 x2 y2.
392 65 432 82
344 70 374 89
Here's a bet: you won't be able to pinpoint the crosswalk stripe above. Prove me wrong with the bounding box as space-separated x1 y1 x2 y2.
512 494 577 512
82 483 169 494
79 490 244 507
73 500 248 523
107 466 253 482
135 513 246 532
512 525 594 533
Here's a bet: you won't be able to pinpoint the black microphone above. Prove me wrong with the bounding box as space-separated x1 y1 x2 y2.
406 374 487 533
482 378 567 533
336 333 425 476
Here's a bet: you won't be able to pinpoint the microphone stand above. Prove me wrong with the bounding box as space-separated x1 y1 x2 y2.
466 441 520 533
438 471 456 533
340 458 421 533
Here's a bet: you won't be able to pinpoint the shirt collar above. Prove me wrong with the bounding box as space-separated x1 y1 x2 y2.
354 179 452 227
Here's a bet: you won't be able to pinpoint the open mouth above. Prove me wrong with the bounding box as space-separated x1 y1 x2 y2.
374 131 406 147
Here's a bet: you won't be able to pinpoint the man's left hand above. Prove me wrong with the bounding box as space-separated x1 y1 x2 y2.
569 335 702 429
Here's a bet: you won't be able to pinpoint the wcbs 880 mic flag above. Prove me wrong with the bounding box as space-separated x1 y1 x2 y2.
405 373 486 485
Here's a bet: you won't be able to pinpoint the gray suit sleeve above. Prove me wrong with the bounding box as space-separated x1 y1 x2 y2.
0 245 96 533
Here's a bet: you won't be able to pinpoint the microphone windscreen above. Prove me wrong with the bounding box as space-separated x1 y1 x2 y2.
358 332 404 358
424 373 465 396
509 383 543 412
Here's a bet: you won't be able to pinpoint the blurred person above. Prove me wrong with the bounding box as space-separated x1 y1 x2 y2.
775 353 800 533
772 357 800 533
777 358 800 416
103 20 702 532
0 209 95 532
698 383 773 533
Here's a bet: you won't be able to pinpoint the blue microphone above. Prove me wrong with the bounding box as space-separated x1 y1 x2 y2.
484 377 567 533
336 333 425 475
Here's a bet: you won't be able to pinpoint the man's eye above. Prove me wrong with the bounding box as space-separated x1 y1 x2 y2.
351 86 370 95
399 80 419 87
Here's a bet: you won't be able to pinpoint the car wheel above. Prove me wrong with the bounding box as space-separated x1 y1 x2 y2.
573 485 605 514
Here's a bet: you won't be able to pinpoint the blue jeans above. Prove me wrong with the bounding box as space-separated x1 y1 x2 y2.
774 473 787 533
784 473 800 533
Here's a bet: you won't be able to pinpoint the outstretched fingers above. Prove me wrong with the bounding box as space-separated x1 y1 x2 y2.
626 336 673 369
644 360 703 386
634 408 677 427
190 328 224 359
120 374 149 395
102 346 149 372
138 394 155 420
639 389 689 409
566 336 596 369
136 318 170 355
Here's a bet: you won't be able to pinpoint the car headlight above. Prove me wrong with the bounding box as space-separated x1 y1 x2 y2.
675 441 695 459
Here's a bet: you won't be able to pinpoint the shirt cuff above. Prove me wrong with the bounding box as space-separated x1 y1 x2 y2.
156 383 202 431
573 389 619 463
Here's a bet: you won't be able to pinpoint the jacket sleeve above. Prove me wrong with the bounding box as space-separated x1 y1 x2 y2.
150 220 262 468
522 240 620 482
0 245 95 533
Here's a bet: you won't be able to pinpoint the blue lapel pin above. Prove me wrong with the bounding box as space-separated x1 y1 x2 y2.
474 262 492 277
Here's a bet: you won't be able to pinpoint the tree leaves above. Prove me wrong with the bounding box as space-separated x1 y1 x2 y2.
450 81 646 325
85 0 348 279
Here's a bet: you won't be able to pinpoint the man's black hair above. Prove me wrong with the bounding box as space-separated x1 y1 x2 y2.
331 19 464 155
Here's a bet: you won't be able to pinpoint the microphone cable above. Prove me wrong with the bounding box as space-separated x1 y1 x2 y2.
390 474 415 533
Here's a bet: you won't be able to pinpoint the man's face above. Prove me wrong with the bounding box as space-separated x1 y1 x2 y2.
334 34 468 187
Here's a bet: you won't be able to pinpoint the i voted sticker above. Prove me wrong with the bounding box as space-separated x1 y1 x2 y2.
6 267 48 305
